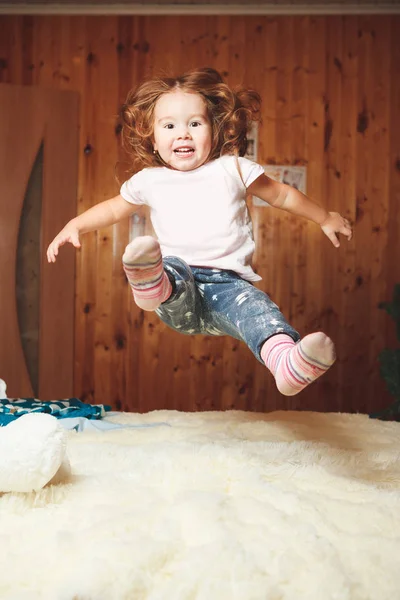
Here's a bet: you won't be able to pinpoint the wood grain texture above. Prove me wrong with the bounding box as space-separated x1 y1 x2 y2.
1 14 399 413
0 83 78 399
0 86 42 396
39 86 79 399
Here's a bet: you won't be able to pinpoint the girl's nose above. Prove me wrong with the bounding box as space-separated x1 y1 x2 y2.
177 126 191 139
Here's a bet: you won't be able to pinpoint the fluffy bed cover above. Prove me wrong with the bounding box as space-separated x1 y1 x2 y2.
0 409 399 599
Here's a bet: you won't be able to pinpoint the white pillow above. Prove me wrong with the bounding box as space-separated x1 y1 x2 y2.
0 378 7 399
0 413 70 493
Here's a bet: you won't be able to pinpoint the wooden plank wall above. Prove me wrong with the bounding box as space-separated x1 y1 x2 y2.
0 83 78 400
0 14 399 414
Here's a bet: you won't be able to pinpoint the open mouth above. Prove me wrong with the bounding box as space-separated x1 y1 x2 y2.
174 147 195 156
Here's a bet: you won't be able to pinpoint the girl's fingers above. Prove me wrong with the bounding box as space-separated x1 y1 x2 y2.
71 235 81 248
342 222 353 240
47 233 81 262
47 240 62 262
325 230 340 248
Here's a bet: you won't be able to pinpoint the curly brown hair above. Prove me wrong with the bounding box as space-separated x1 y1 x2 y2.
120 67 261 171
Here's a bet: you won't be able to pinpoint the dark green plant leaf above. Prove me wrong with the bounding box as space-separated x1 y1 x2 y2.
370 399 400 421
378 284 400 342
370 285 400 420
379 348 400 400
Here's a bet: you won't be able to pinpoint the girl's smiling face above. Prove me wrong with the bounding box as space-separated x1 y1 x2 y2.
153 89 212 171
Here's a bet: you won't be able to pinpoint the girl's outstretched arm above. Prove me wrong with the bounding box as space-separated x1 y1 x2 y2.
247 174 352 248
47 194 134 263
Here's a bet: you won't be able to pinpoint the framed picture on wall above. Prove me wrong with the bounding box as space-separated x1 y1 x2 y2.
245 122 258 162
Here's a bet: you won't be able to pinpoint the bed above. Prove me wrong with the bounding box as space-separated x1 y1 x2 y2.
1 408 399 599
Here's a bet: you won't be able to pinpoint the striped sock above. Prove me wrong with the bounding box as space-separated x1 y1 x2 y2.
122 236 172 311
261 332 336 396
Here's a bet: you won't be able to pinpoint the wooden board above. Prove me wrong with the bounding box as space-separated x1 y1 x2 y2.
1 15 399 413
0 83 78 399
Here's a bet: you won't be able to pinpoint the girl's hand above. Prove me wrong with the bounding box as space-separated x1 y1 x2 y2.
320 212 353 248
47 223 81 263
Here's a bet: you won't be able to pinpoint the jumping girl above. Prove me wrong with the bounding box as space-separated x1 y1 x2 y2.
47 67 352 396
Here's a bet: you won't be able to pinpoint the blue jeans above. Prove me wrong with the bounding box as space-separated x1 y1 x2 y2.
155 257 300 364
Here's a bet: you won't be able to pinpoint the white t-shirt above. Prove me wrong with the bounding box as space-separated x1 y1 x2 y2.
120 155 265 282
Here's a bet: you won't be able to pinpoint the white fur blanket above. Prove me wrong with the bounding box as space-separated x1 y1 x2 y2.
1 409 400 599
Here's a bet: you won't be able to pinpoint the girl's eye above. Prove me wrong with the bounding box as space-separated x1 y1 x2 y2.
164 124 174 129
190 121 201 127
